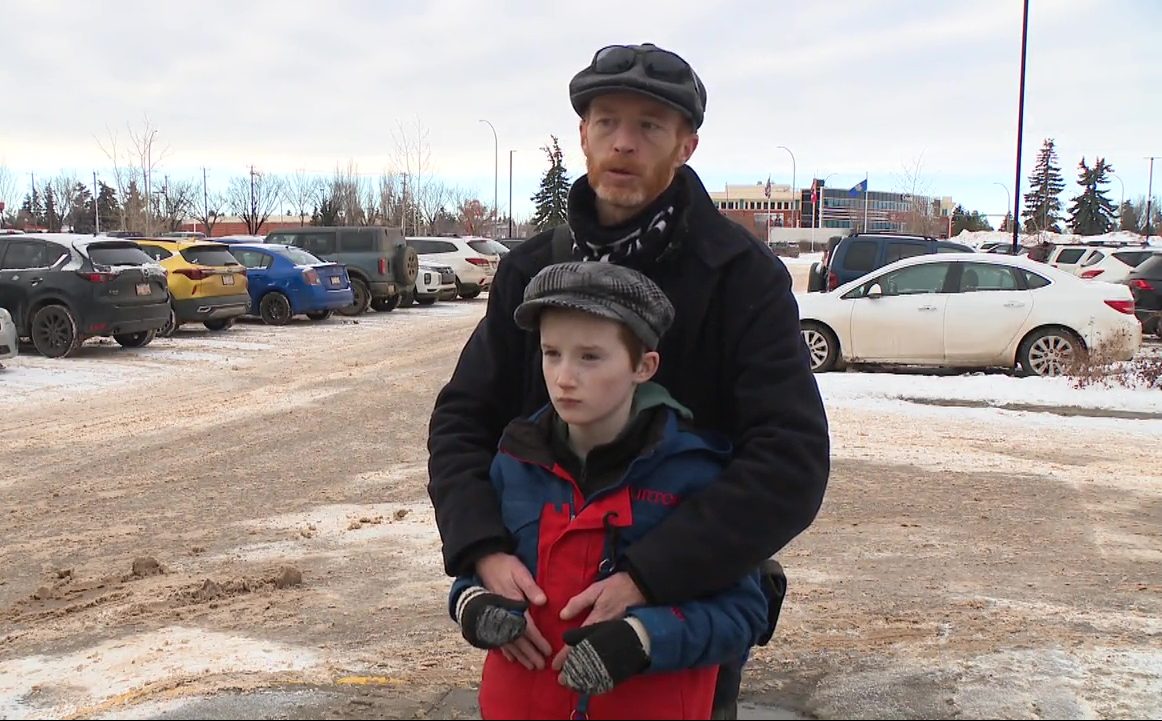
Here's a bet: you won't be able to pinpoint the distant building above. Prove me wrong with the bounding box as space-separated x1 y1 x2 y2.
709 181 798 240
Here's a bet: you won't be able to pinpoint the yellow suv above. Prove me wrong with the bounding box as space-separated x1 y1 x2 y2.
134 239 250 334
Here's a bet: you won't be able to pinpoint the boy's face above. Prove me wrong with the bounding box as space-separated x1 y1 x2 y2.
539 309 658 429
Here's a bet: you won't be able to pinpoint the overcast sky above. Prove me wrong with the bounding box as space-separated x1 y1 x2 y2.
1 0 1159 225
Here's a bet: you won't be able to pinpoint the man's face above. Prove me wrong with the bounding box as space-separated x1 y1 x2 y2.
539 308 657 430
580 92 699 212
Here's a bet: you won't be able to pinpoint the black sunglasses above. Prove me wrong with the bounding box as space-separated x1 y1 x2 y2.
590 45 692 83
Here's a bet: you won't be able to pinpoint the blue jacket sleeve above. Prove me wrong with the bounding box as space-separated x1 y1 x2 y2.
628 569 768 673
448 574 483 623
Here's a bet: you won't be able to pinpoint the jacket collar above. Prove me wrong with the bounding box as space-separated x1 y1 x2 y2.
673 165 753 270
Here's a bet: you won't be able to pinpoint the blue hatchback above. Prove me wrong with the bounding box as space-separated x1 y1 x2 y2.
228 243 354 325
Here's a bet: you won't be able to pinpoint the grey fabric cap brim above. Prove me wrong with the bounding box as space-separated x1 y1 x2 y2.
514 294 661 350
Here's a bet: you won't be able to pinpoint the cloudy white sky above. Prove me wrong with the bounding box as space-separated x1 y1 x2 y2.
1 0 1159 225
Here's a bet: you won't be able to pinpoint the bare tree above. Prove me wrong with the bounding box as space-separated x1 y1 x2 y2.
127 116 167 235
50 175 79 231
392 117 435 234
96 127 136 230
450 186 492 235
286 170 322 226
192 189 227 237
156 179 198 231
894 154 944 236
0 165 16 226
375 172 402 227
227 168 285 235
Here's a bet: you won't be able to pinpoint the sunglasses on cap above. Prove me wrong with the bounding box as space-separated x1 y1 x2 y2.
589 44 693 83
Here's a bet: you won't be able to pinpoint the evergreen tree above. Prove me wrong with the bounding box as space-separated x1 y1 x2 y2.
43 185 62 232
123 180 146 232
70 182 96 234
952 205 994 234
1021 138 1066 233
1067 157 1117 235
530 135 570 232
96 181 121 231
18 188 45 227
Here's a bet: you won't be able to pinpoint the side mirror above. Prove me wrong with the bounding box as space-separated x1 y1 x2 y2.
866 284 884 298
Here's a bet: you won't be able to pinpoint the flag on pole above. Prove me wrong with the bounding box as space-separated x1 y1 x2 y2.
764 176 772 199
847 179 868 196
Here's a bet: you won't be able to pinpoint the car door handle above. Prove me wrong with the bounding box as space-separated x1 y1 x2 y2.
1004 301 1025 308
918 305 938 312
29 277 43 286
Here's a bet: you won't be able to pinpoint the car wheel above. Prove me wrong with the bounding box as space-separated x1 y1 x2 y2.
305 310 332 321
800 321 839 373
370 295 401 312
456 280 482 300
203 319 234 331
31 304 82 358
1018 327 1084 377
259 292 293 326
338 278 371 316
114 329 156 348
158 303 177 337
416 296 437 306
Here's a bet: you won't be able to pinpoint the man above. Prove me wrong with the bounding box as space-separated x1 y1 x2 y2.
428 42 830 717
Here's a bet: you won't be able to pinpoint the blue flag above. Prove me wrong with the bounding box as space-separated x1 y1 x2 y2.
848 179 868 196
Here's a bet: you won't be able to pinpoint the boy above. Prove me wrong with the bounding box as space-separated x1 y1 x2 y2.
447 261 769 720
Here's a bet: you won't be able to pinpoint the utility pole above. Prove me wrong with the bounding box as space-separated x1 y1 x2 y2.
1146 156 1159 245
479 119 498 235
249 165 257 234
203 167 209 235
401 172 408 236
93 171 100 235
508 150 516 238
163 175 170 230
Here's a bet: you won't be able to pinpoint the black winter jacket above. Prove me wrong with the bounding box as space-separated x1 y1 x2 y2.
427 165 830 605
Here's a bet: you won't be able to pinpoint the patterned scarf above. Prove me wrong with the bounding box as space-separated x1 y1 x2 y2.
566 172 686 268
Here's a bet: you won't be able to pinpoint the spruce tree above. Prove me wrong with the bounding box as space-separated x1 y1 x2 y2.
1021 138 1066 233
1067 157 1117 236
530 135 570 232
70 182 96 234
96 182 121 231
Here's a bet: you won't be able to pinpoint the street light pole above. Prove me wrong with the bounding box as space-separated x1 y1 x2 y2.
479 119 498 235
993 182 1010 229
1012 0 1030 253
1146 156 1159 245
508 149 516 238
777 145 797 228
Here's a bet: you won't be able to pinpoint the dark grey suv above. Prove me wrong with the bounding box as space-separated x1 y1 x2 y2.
0 234 171 357
264 226 419 315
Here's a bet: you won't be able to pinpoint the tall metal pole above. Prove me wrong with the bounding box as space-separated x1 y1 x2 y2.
993 182 1010 230
203 167 209 234
1012 0 1029 253
93 171 100 235
1146 156 1159 245
479 119 498 234
777 145 796 228
508 149 515 238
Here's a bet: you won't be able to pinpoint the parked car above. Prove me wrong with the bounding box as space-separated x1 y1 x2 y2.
405 236 499 299
0 307 17 363
400 263 457 307
498 238 525 251
134 238 250 335
0 234 170 357
226 243 354 324
264 226 419 315
1075 247 1162 284
807 232 973 292
797 253 1141 377
1124 253 1162 337
767 240 800 258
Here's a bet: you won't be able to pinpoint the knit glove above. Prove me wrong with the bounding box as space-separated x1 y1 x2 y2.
455 586 528 650
559 618 651 695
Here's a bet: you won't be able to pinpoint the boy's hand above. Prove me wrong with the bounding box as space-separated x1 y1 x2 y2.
455 586 528 649
557 619 650 695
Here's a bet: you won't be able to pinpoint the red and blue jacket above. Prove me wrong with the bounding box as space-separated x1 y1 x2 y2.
449 397 770 720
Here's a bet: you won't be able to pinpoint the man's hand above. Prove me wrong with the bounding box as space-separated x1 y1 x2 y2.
475 552 551 670
476 552 547 606
559 572 645 627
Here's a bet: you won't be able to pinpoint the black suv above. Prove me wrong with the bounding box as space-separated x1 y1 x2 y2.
808 232 974 292
264 226 419 315
0 234 171 357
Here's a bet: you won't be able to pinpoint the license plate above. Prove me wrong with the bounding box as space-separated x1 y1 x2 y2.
136 283 151 296
222 274 235 286
329 276 341 287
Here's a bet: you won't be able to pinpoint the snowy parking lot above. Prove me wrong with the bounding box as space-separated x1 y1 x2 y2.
2 286 1160 719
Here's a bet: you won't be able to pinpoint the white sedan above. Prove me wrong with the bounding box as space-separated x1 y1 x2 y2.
797 253 1142 377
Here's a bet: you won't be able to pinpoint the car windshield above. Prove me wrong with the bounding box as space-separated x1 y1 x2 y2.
282 247 324 265
467 239 506 256
88 243 153 266
181 246 241 266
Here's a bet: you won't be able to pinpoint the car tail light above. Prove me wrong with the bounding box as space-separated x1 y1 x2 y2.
303 269 320 285
1104 299 1135 315
378 257 387 275
827 270 839 291
77 271 116 283
466 257 490 267
1080 269 1104 279
1130 278 1155 291
174 267 214 280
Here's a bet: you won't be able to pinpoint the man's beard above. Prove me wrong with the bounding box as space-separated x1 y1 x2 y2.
587 150 679 211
